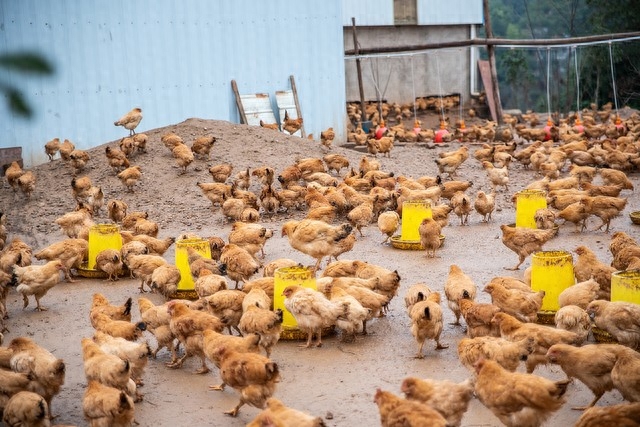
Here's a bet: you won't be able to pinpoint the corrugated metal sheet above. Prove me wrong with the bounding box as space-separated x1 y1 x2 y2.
342 0 483 26
418 0 483 25
0 0 345 166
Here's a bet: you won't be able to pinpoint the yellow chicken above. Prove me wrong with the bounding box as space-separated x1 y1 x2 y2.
409 291 447 358
172 143 194 175
117 165 142 192
377 210 400 244
474 190 495 222
44 137 60 161
444 264 477 325
114 107 143 135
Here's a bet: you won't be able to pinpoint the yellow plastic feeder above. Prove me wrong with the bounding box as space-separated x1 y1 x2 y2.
175 238 211 293
274 266 318 339
400 200 432 241
611 269 640 304
531 250 575 322
87 224 122 270
516 189 547 229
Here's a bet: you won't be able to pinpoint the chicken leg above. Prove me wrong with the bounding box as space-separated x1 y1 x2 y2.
504 255 526 271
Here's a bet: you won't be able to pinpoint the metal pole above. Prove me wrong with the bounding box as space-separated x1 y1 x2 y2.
483 0 504 124
351 17 366 121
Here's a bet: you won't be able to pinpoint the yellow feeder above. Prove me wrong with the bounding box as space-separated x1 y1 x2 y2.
611 269 640 304
175 238 211 292
274 266 316 333
87 224 122 270
400 200 432 241
531 251 575 317
516 189 547 228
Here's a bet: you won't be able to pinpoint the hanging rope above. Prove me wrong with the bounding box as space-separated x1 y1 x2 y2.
410 54 417 124
546 47 552 120
368 57 394 123
608 41 619 114
435 51 446 122
574 46 581 117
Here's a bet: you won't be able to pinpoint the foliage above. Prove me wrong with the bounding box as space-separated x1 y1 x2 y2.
0 52 54 118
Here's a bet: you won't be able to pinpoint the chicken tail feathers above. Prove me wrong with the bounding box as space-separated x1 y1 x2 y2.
123 297 133 316
275 309 284 324
9 273 18 287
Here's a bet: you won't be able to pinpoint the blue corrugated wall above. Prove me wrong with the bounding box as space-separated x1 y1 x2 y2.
0 0 345 166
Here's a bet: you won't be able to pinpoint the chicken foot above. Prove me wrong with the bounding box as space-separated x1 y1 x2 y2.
572 392 603 411
504 256 526 271
224 400 245 417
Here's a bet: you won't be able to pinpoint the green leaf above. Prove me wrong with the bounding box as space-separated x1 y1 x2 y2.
4 88 32 117
0 53 53 75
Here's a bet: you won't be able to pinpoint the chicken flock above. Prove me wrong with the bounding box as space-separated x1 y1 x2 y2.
0 103 639 426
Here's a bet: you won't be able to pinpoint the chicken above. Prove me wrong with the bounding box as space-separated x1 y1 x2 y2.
228 222 273 259
281 285 348 348
443 264 477 326
247 397 326 427
107 199 128 224
203 289 245 335
434 146 468 178
599 167 634 190
323 153 350 175
193 270 227 298
417 217 441 259
91 313 146 342
282 110 303 135
252 166 276 186
450 190 472 225
93 331 150 387
557 200 590 232
554 305 591 344
500 224 556 270
474 190 495 222
611 350 640 402
57 138 75 161
6 337 65 418
233 167 251 191
581 195 628 232
492 312 581 373
82 380 135 427
81 337 136 401
259 119 279 130
118 137 135 157
373 388 447 427
482 161 509 192
558 278 600 309
68 149 90 175
114 107 143 135
186 247 226 279
474 358 570 427
116 165 142 192
377 211 400 244
546 343 634 409
458 335 535 373
149 264 181 299
409 291 447 358
172 143 194 174
16 171 36 198
259 184 280 215
2 391 49 427
586 300 640 350
281 219 353 272
33 238 87 283
209 163 233 183
210 346 280 417
44 137 60 161
89 294 132 326
166 300 224 373
105 146 130 172
54 207 94 239
4 161 24 192
574 402 640 427
216 244 258 289
401 377 473 427
124 253 168 292
238 305 283 357
130 235 175 256
137 297 176 358
191 135 216 160
533 208 557 230
197 181 232 208
459 298 501 338
327 284 369 342
0 238 33 274
202 329 261 383
320 127 335 150
10 260 64 311
484 281 544 323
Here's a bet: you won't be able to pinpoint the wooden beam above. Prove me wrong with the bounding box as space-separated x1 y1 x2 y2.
351 17 366 115
231 80 247 125
289 75 306 138
483 0 503 124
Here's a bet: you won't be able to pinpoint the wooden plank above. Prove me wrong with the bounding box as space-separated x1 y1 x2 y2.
289 75 306 138
478 60 498 122
231 80 248 125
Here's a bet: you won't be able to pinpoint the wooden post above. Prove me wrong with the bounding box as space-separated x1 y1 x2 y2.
231 80 247 125
352 17 366 120
289 75 306 138
483 0 503 124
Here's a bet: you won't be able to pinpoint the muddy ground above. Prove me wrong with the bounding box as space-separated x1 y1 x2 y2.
1 111 638 426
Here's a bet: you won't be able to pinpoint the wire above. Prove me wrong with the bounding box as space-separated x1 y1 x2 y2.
608 42 619 114
435 51 445 122
546 47 551 119
410 55 417 124
574 46 581 118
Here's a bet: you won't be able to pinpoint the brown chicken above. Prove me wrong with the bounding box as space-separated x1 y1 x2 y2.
149 264 181 299
89 294 132 327
2 390 49 427
10 260 64 311
83 380 135 427
557 200 590 232
91 313 146 342
58 138 75 161
238 305 283 357
107 199 128 224
0 238 33 274
68 149 90 175
492 312 581 373
259 119 279 131
586 300 640 350
54 207 95 239
219 244 261 289
474 358 570 427
105 146 130 172
124 253 168 292
581 195 627 232
191 135 216 160
373 388 447 427
247 397 326 427
186 247 226 279
209 163 234 183
194 270 228 298
6 337 65 418
323 153 350 175
282 110 303 135
599 167 634 190
500 224 556 270
33 235 85 277
401 377 473 427
557 278 600 309
93 331 150 387
611 350 640 403
282 285 348 348
172 143 194 174
197 181 232 208
474 190 495 222
320 127 335 150
281 219 353 272
228 222 273 259
114 107 143 135
202 329 261 378
93 249 123 282
444 264 477 325
116 165 142 192
574 245 615 297
484 281 544 323
4 161 24 192
418 217 442 258
16 171 36 198
458 335 535 373
482 161 509 192
377 211 400 244
435 146 469 178
459 298 501 338
546 343 634 409
574 402 640 427
167 300 224 373
210 346 280 417
44 137 60 161
137 297 176 358
81 337 135 401
409 291 447 358
554 305 591 344
203 289 245 335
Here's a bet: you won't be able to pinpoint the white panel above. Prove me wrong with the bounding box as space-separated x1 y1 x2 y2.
418 0 484 25
342 0 394 26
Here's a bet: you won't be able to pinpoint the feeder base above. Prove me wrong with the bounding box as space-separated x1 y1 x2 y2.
76 263 130 280
390 235 445 251
169 289 200 301
592 327 618 344
280 326 335 341
535 311 556 325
